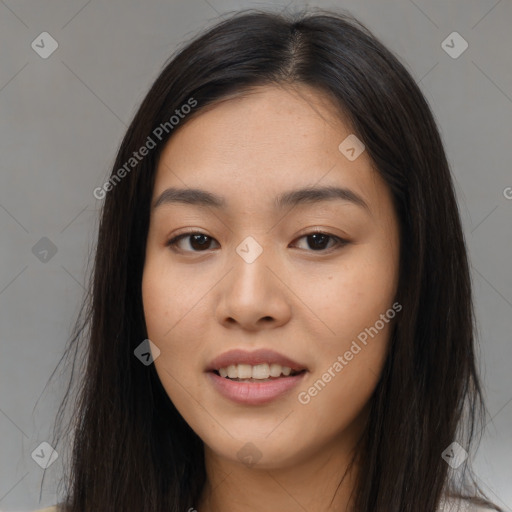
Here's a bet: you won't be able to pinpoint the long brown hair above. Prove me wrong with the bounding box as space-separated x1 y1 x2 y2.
45 8 502 511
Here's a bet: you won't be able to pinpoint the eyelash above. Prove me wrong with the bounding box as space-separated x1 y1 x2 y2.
165 230 349 254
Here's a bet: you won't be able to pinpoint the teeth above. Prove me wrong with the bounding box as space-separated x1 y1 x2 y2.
216 363 297 379
269 363 282 377
252 364 269 379
227 365 238 378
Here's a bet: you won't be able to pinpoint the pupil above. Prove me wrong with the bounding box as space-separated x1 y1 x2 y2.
309 233 328 250
191 234 210 250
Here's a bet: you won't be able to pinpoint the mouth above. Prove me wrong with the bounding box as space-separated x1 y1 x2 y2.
206 348 307 375
205 350 308 405
207 369 307 405
211 363 306 382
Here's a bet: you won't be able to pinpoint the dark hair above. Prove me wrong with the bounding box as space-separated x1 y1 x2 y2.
44 7 502 512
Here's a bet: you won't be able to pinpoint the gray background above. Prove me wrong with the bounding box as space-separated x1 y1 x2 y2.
0 0 511 510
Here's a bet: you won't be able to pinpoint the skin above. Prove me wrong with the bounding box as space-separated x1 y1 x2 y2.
142 84 401 512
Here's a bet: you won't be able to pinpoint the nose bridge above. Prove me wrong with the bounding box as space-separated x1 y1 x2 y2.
216 233 290 328
230 234 272 300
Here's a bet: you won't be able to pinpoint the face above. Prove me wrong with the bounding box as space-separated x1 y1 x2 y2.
142 84 400 470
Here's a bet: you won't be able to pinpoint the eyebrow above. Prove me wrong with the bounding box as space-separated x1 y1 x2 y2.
152 185 370 214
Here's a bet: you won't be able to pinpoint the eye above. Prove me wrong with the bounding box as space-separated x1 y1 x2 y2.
166 230 348 253
291 231 348 252
166 232 219 252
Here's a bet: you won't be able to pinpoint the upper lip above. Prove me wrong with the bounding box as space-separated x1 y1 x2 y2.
206 348 307 373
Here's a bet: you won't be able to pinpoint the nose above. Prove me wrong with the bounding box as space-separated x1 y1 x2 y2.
215 242 292 331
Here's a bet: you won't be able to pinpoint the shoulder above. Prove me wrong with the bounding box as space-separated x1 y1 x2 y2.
439 496 497 512
31 506 59 512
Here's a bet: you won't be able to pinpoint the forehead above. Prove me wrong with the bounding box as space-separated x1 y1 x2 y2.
152 84 386 215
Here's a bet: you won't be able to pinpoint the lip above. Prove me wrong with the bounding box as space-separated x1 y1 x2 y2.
206 348 307 373
207 370 307 405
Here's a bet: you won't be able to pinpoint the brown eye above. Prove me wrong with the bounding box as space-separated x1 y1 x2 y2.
166 232 219 252
292 232 348 252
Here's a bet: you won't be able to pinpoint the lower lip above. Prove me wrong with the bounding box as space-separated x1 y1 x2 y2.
207 371 307 405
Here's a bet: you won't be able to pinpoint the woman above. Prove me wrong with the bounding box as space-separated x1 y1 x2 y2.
35 8 503 512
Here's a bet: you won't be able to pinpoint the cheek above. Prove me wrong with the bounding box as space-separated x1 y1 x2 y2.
142 262 204 409
142 268 172 342
294 274 396 441
142 255 200 339
297 240 398 400
142 256 212 376
303 244 398 340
